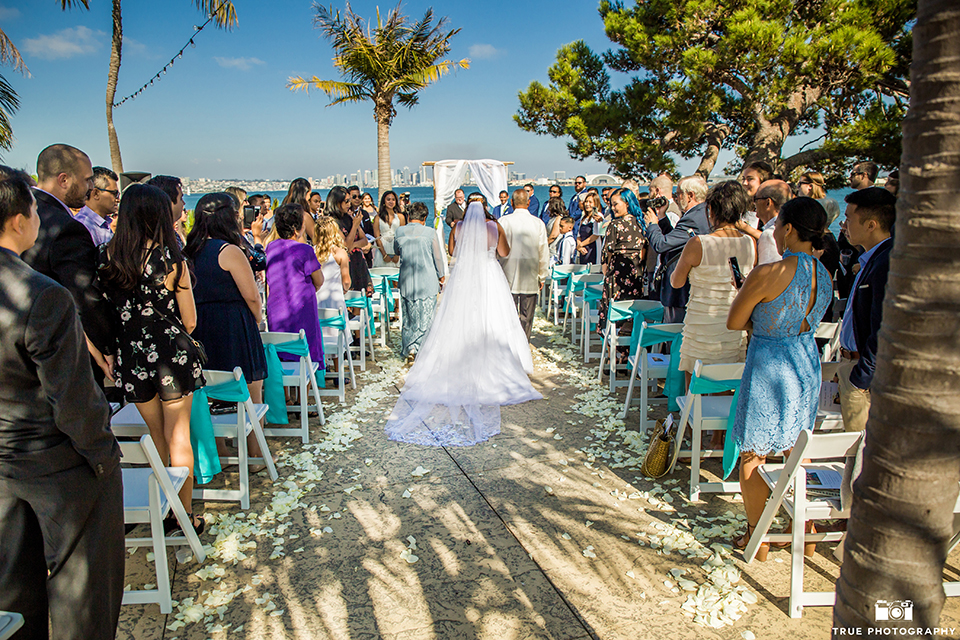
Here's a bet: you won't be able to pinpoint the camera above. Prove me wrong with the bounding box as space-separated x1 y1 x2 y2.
637 195 668 212
875 600 913 621
242 205 259 227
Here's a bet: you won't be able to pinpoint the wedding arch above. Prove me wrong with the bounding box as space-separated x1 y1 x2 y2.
423 159 512 225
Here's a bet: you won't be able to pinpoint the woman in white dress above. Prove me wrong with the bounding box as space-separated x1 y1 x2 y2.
373 190 405 267
313 217 352 357
385 202 542 446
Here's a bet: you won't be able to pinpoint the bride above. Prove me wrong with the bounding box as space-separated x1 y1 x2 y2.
385 200 542 446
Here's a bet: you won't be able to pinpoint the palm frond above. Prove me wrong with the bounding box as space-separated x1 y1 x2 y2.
58 0 90 9
0 30 25 74
0 72 21 151
194 0 238 30
287 76 370 103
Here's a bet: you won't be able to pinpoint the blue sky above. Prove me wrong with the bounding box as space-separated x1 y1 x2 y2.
2 0 745 181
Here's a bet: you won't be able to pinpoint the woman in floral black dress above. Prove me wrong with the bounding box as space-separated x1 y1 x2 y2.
598 188 646 335
98 184 205 532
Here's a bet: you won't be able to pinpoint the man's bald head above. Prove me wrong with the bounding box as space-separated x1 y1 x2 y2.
756 179 792 209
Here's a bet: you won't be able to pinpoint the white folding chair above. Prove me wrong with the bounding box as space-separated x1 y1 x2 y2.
563 272 603 345
743 429 863 617
120 434 206 614
260 329 325 440
0 612 22 640
317 308 356 404
345 290 376 368
814 321 841 362
621 323 683 432
815 361 844 431
111 367 278 510
546 264 585 323
674 360 745 502
589 263 603 274
580 283 604 362
598 299 663 392
370 266 402 326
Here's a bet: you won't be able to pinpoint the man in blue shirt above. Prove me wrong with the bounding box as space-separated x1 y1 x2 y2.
74 166 117 246
837 186 896 432
523 184 540 224
568 175 587 225
540 184 562 226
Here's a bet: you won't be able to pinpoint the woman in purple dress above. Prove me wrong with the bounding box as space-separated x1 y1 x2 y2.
265 203 325 364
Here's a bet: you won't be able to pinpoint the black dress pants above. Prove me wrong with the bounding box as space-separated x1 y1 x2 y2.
0 463 124 640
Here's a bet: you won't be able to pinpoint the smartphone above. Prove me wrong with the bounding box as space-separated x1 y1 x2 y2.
242 205 258 227
729 256 744 290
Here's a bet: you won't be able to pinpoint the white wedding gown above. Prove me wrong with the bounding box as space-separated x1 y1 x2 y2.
385 202 542 446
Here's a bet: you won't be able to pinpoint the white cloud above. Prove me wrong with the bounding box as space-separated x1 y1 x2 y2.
0 6 22 20
214 56 265 71
123 36 147 56
22 26 104 60
468 44 503 60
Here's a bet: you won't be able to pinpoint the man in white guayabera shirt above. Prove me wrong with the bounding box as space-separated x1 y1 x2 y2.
497 188 549 340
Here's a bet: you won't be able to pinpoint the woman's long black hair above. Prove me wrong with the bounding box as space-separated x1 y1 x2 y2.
326 186 350 228
282 177 311 212
101 183 184 291
183 192 244 260
378 190 399 224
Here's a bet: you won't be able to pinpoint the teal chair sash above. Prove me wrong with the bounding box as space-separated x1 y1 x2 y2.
345 296 376 337
190 377 252 484
262 344 289 425
629 321 685 412
373 276 395 313
610 302 663 325
684 374 743 481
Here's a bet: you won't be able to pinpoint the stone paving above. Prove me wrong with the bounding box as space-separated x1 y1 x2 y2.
117 314 960 639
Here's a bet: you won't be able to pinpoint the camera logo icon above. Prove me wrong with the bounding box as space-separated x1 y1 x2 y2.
875 600 914 621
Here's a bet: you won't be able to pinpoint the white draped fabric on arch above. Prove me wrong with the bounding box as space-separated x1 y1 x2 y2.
432 159 509 219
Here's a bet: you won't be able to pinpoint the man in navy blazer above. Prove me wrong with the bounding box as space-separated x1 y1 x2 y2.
642 175 712 323
0 167 123 640
21 144 115 379
837 186 896 432
491 190 512 219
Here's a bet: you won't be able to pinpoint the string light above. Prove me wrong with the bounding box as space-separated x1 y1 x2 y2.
112 0 232 108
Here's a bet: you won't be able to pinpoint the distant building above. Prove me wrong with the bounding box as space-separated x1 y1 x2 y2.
586 173 618 186
554 171 566 181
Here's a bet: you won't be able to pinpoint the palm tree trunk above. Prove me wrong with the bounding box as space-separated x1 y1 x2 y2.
105 0 124 175
833 0 960 635
376 106 391 203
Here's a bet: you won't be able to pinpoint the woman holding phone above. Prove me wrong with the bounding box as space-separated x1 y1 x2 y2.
670 180 757 376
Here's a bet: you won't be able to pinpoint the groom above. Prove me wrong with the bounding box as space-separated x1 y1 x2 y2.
498 188 549 340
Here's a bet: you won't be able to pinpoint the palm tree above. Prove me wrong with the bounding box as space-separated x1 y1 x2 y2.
832 0 960 634
0 1 89 153
106 0 237 174
288 2 468 200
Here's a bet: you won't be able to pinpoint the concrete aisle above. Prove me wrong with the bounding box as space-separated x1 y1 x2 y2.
117 314 960 639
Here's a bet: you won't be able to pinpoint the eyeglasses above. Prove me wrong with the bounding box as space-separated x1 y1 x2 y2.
575 181 585 186
94 186 120 198
753 195 771 202
798 180 812 186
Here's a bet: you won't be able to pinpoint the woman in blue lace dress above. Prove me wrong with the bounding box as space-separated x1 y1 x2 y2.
726 197 832 560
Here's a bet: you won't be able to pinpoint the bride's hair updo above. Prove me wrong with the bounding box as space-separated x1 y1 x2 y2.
779 197 828 250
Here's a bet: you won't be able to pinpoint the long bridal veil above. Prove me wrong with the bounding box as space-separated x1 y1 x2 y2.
385 202 542 446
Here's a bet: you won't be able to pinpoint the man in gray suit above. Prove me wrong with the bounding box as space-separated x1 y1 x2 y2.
0 168 123 639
